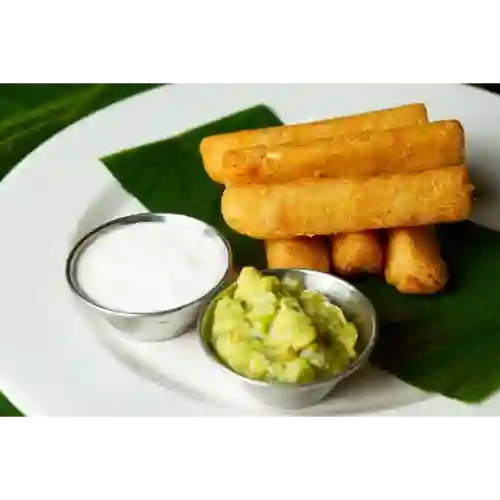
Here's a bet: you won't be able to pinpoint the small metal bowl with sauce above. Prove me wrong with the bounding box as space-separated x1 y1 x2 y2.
66 213 233 342
197 268 378 409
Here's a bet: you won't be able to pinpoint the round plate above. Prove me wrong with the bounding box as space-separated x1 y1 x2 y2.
0 84 498 416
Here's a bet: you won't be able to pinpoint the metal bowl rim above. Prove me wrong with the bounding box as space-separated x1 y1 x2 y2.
65 212 233 318
196 267 379 390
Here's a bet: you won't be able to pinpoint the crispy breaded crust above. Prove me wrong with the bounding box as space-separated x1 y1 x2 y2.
201 103 428 184
331 231 384 276
265 237 330 272
385 226 449 294
222 120 464 185
221 166 473 239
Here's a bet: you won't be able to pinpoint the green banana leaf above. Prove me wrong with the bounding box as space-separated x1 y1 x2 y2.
0 84 160 416
102 104 500 405
0 393 22 417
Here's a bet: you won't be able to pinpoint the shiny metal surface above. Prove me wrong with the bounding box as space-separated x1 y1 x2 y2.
66 213 232 342
197 268 378 409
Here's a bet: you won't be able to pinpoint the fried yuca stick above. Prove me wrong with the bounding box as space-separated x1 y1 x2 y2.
221 166 473 239
222 120 464 186
200 103 428 184
276 106 432 277
205 104 428 271
221 105 428 271
265 237 330 272
385 226 448 294
330 231 384 277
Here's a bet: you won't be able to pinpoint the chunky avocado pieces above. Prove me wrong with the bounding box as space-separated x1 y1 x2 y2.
210 267 359 384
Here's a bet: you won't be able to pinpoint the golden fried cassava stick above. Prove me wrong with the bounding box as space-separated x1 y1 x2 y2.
330 231 384 277
222 120 464 185
385 226 449 294
203 104 429 272
265 237 330 272
231 105 430 275
200 103 428 184
269 106 430 277
221 166 473 239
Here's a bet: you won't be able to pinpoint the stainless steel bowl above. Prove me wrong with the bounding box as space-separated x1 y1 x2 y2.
197 268 378 409
66 213 233 342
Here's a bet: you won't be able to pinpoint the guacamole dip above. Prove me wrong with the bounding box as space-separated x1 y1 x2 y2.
210 267 359 384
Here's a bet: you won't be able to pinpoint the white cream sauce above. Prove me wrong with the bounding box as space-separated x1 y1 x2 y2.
76 217 229 313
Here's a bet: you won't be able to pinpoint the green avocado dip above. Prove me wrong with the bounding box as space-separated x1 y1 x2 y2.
209 267 359 384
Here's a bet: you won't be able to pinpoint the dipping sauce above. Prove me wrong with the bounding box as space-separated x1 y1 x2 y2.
75 216 229 313
209 267 359 384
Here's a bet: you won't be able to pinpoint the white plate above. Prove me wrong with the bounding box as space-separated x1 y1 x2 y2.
1 84 500 416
